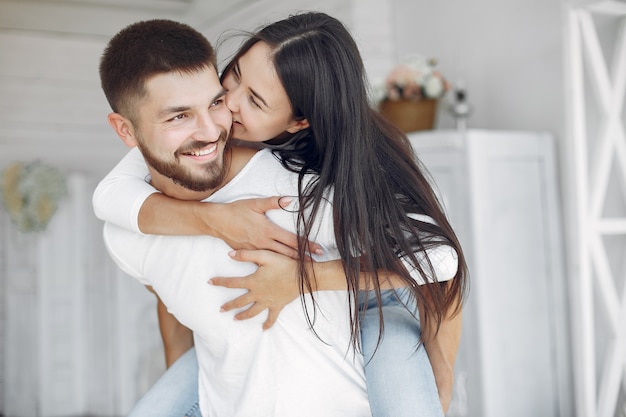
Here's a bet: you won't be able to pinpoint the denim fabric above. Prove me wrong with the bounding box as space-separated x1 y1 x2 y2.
360 289 444 417
128 347 200 417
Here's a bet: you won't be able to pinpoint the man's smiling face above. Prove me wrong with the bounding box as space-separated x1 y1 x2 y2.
133 65 233 195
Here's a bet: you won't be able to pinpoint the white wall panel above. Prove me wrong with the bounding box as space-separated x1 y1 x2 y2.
0 175 162 416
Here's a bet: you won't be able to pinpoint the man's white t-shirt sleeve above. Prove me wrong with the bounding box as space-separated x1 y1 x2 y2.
103 221 151 286
92 147 159 234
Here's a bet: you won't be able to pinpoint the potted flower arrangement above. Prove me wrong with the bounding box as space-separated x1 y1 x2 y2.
373 55 449 133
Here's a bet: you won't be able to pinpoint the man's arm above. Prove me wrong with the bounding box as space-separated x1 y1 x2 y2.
145 285 194 368
154 292 194 368
419 289 462 414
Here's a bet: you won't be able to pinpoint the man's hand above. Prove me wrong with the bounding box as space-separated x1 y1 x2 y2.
209 249 304 330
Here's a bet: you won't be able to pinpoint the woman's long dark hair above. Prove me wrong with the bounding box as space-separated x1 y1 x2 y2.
222 12 468 349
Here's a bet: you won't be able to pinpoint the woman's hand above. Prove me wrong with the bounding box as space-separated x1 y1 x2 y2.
209 249 306 329
207 197 321 259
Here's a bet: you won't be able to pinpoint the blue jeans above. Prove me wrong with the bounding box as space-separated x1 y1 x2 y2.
130 290 442 417
127 347 201 417
360 289 444 417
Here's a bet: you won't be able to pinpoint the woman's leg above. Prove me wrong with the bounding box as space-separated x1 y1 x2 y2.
128 347 201 417
360 290 444 417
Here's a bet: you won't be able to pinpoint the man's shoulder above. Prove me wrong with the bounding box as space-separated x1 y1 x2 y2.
231 146 285 173
229 146 259 177
211 147 294 203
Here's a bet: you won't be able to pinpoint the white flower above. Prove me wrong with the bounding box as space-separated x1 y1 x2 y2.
375 55 448 104
423 74 445 98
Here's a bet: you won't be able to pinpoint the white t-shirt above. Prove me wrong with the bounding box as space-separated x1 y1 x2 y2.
93 148 459 286
103 149 372 417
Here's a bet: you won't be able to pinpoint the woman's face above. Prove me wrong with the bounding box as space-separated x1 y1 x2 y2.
222 41 308 143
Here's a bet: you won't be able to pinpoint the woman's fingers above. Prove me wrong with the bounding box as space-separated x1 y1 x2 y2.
262 309 281 330
234 304 267 321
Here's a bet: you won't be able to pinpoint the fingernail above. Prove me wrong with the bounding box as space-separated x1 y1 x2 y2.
228 250 235 257
279 197 293 206
314 248 324 255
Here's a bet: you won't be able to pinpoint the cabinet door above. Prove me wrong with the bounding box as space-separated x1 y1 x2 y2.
466 132 570 417
410 133 482 417
410 130 571 417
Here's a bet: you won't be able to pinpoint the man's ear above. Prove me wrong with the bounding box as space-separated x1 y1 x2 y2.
107 112 139 148
285 118 310 134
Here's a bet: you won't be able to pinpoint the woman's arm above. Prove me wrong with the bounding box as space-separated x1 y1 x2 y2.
93 147 158 233
210 249 423 328
93 147 316 257
138 194 306 257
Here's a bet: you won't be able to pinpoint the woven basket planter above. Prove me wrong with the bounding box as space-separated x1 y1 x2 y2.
379 98 437 133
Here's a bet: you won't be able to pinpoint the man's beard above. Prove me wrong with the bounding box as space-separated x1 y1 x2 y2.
137 131 230 192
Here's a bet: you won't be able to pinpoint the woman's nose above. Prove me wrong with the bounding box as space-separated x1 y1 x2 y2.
225 87 240 113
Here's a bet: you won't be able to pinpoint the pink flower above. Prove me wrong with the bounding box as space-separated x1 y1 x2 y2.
379 56 448 102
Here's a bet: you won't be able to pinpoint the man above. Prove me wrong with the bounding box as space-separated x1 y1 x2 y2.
98 19 371 417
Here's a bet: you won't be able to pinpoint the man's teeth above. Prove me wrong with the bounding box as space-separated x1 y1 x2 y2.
189 144 216 156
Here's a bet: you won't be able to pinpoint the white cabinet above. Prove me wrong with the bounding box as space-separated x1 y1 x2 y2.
408 130 572 417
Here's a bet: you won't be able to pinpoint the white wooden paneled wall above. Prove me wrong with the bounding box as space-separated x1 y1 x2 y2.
0 175 163 416
565 1 626 417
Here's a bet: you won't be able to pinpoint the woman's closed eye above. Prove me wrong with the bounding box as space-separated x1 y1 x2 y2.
249 95 262 109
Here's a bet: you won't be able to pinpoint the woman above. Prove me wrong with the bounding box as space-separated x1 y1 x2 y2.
94 11 467 417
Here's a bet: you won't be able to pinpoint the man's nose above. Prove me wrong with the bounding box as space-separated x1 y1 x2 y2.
195 113 221 142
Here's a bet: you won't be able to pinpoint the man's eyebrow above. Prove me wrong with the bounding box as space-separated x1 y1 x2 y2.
158 106 190 119
212 87 227 102
157 88 227 119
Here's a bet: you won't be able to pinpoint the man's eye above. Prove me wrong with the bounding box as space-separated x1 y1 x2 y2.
211 98 225 107
170 114 186 121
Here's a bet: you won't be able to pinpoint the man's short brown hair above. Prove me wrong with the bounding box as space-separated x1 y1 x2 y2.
99 19 216 121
